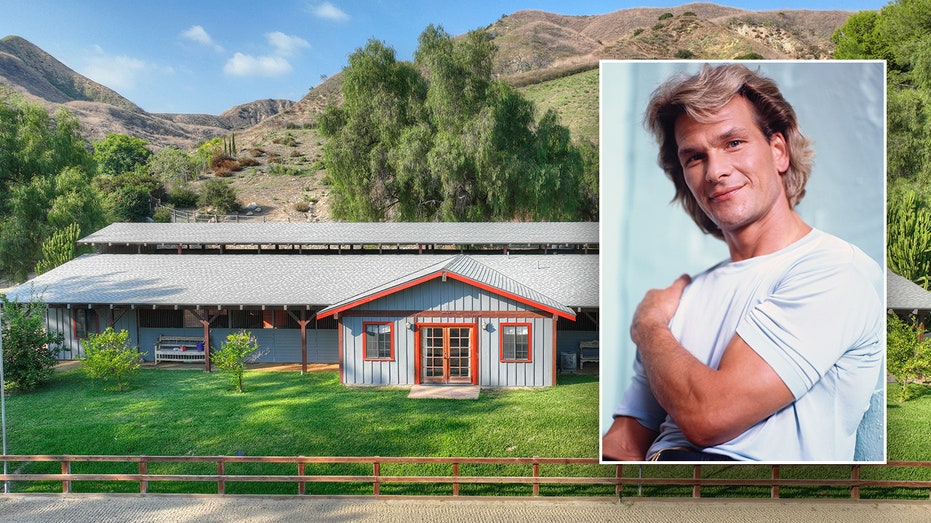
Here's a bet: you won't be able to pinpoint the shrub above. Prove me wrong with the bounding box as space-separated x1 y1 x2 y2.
293 200 311 212
659 12 674 20
168 186 199 208
0 295 63 392
237 156 260 167
675 49 695 59
81 327 142 392
633 28 645 37
213 330 260 392
887 313 931 402
210 153 240 176
199 179 240 214
683 11 696 17
153 206 173 223
733 52 765 60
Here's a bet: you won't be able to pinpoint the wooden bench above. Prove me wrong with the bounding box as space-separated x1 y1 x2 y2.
578 340 599 369
154 335 205 364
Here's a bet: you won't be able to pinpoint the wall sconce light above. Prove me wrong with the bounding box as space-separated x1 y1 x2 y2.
406 320 414 331
481 320 490 331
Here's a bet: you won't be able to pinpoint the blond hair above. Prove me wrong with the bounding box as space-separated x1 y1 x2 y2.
644 64 813 239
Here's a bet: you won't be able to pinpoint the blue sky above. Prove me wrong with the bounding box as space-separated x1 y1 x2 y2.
0 1 887 115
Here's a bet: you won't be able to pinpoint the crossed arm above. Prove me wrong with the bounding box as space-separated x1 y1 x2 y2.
602 275 795 460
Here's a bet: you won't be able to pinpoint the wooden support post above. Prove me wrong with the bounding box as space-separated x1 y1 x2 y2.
373 459 380 496
692 465 701 498
298 461 306 495
452 462 460 496
771 465 780 499
532 456 541 496
851 465 860 500
217 460 225 494
61 460 71 494
616 464 623 498
140 459 149 494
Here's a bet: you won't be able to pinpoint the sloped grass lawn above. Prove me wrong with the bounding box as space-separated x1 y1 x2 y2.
4 367 609 495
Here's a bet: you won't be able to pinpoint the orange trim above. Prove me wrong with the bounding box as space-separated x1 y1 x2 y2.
499 322 532 363
316 270 576 321
362 322 395 361
415 322 478 385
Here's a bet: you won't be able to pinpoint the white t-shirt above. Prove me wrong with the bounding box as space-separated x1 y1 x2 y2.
613 228 884 461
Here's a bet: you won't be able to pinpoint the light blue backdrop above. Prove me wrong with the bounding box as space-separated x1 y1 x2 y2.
598 61 886 457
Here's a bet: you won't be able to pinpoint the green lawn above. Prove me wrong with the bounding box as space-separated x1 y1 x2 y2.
4 366 607 495
5 369 931 499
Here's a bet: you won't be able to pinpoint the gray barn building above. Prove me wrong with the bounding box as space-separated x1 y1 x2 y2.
3 222 599 387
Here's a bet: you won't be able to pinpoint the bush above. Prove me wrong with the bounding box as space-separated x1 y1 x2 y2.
210 153 240 176
213 330 260 392
675 49 695 59
168 186 199 208
153 206 173 223
237 156 260 168
293 201 311 212
0 295 63 391
733 52 765 60
199 179 240 214
81 328 142 391
659 12 674 20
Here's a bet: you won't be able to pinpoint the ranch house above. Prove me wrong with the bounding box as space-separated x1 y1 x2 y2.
3 222 599 387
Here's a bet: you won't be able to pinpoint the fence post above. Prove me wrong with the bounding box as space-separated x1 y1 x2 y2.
373 458 380 496
139 458 148 494
61 460 71 494
452 462 460 496
298 460 306 495
616 464 623 498
771 465 780 499
217 459 225 495
851 465 860 500
532 456 540 496
692 465 701 498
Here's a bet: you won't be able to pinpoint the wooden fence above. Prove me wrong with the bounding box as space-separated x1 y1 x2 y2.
3 455 931 499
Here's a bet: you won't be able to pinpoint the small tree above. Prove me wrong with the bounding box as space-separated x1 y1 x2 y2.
213 330 259 393
81 327 142 392
887 312 931 402
1 295 63 391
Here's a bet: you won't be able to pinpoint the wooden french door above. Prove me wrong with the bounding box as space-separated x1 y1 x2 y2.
420 325 474 384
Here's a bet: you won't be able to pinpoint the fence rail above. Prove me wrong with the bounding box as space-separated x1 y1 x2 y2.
3 455 931 499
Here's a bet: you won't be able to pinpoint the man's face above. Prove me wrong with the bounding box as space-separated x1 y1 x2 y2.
674 95 790 237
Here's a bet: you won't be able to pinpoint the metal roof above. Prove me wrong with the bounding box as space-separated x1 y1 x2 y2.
78 222 599 247
4 253 598 310
317 254 577 320
888 271 931 311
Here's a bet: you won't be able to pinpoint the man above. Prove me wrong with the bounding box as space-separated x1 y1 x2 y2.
602 64 884 462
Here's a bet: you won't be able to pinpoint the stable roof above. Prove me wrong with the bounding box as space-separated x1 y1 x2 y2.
79 222 599 249
5 253 598 311
887 271 931 312
317 254 577 320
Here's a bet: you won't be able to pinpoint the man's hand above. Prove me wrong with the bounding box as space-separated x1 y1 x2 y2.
602 416 659 462
630 274 691 347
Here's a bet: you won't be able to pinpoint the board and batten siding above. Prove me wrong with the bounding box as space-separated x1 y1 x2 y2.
138 327 338 363
340 278 557 387
45 306 138 360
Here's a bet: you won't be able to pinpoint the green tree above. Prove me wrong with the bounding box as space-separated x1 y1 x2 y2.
93 133 152 177
320 25 591 222
81 327 142 392
213 330 259 393
147 146 196 188
0 295 63 391
199 179 239 214
35 222 80 275
887 312 931 402
0 101 96 281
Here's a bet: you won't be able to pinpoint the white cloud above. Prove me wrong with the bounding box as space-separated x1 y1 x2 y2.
81 45 168 91
266 32 310 57
223 52 292 77
309 2 349 21
180 25 224 52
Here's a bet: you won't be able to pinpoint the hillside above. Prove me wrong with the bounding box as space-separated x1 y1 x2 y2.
0 4 856 222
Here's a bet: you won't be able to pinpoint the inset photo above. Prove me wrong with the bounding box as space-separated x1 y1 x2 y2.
599 61 886 463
